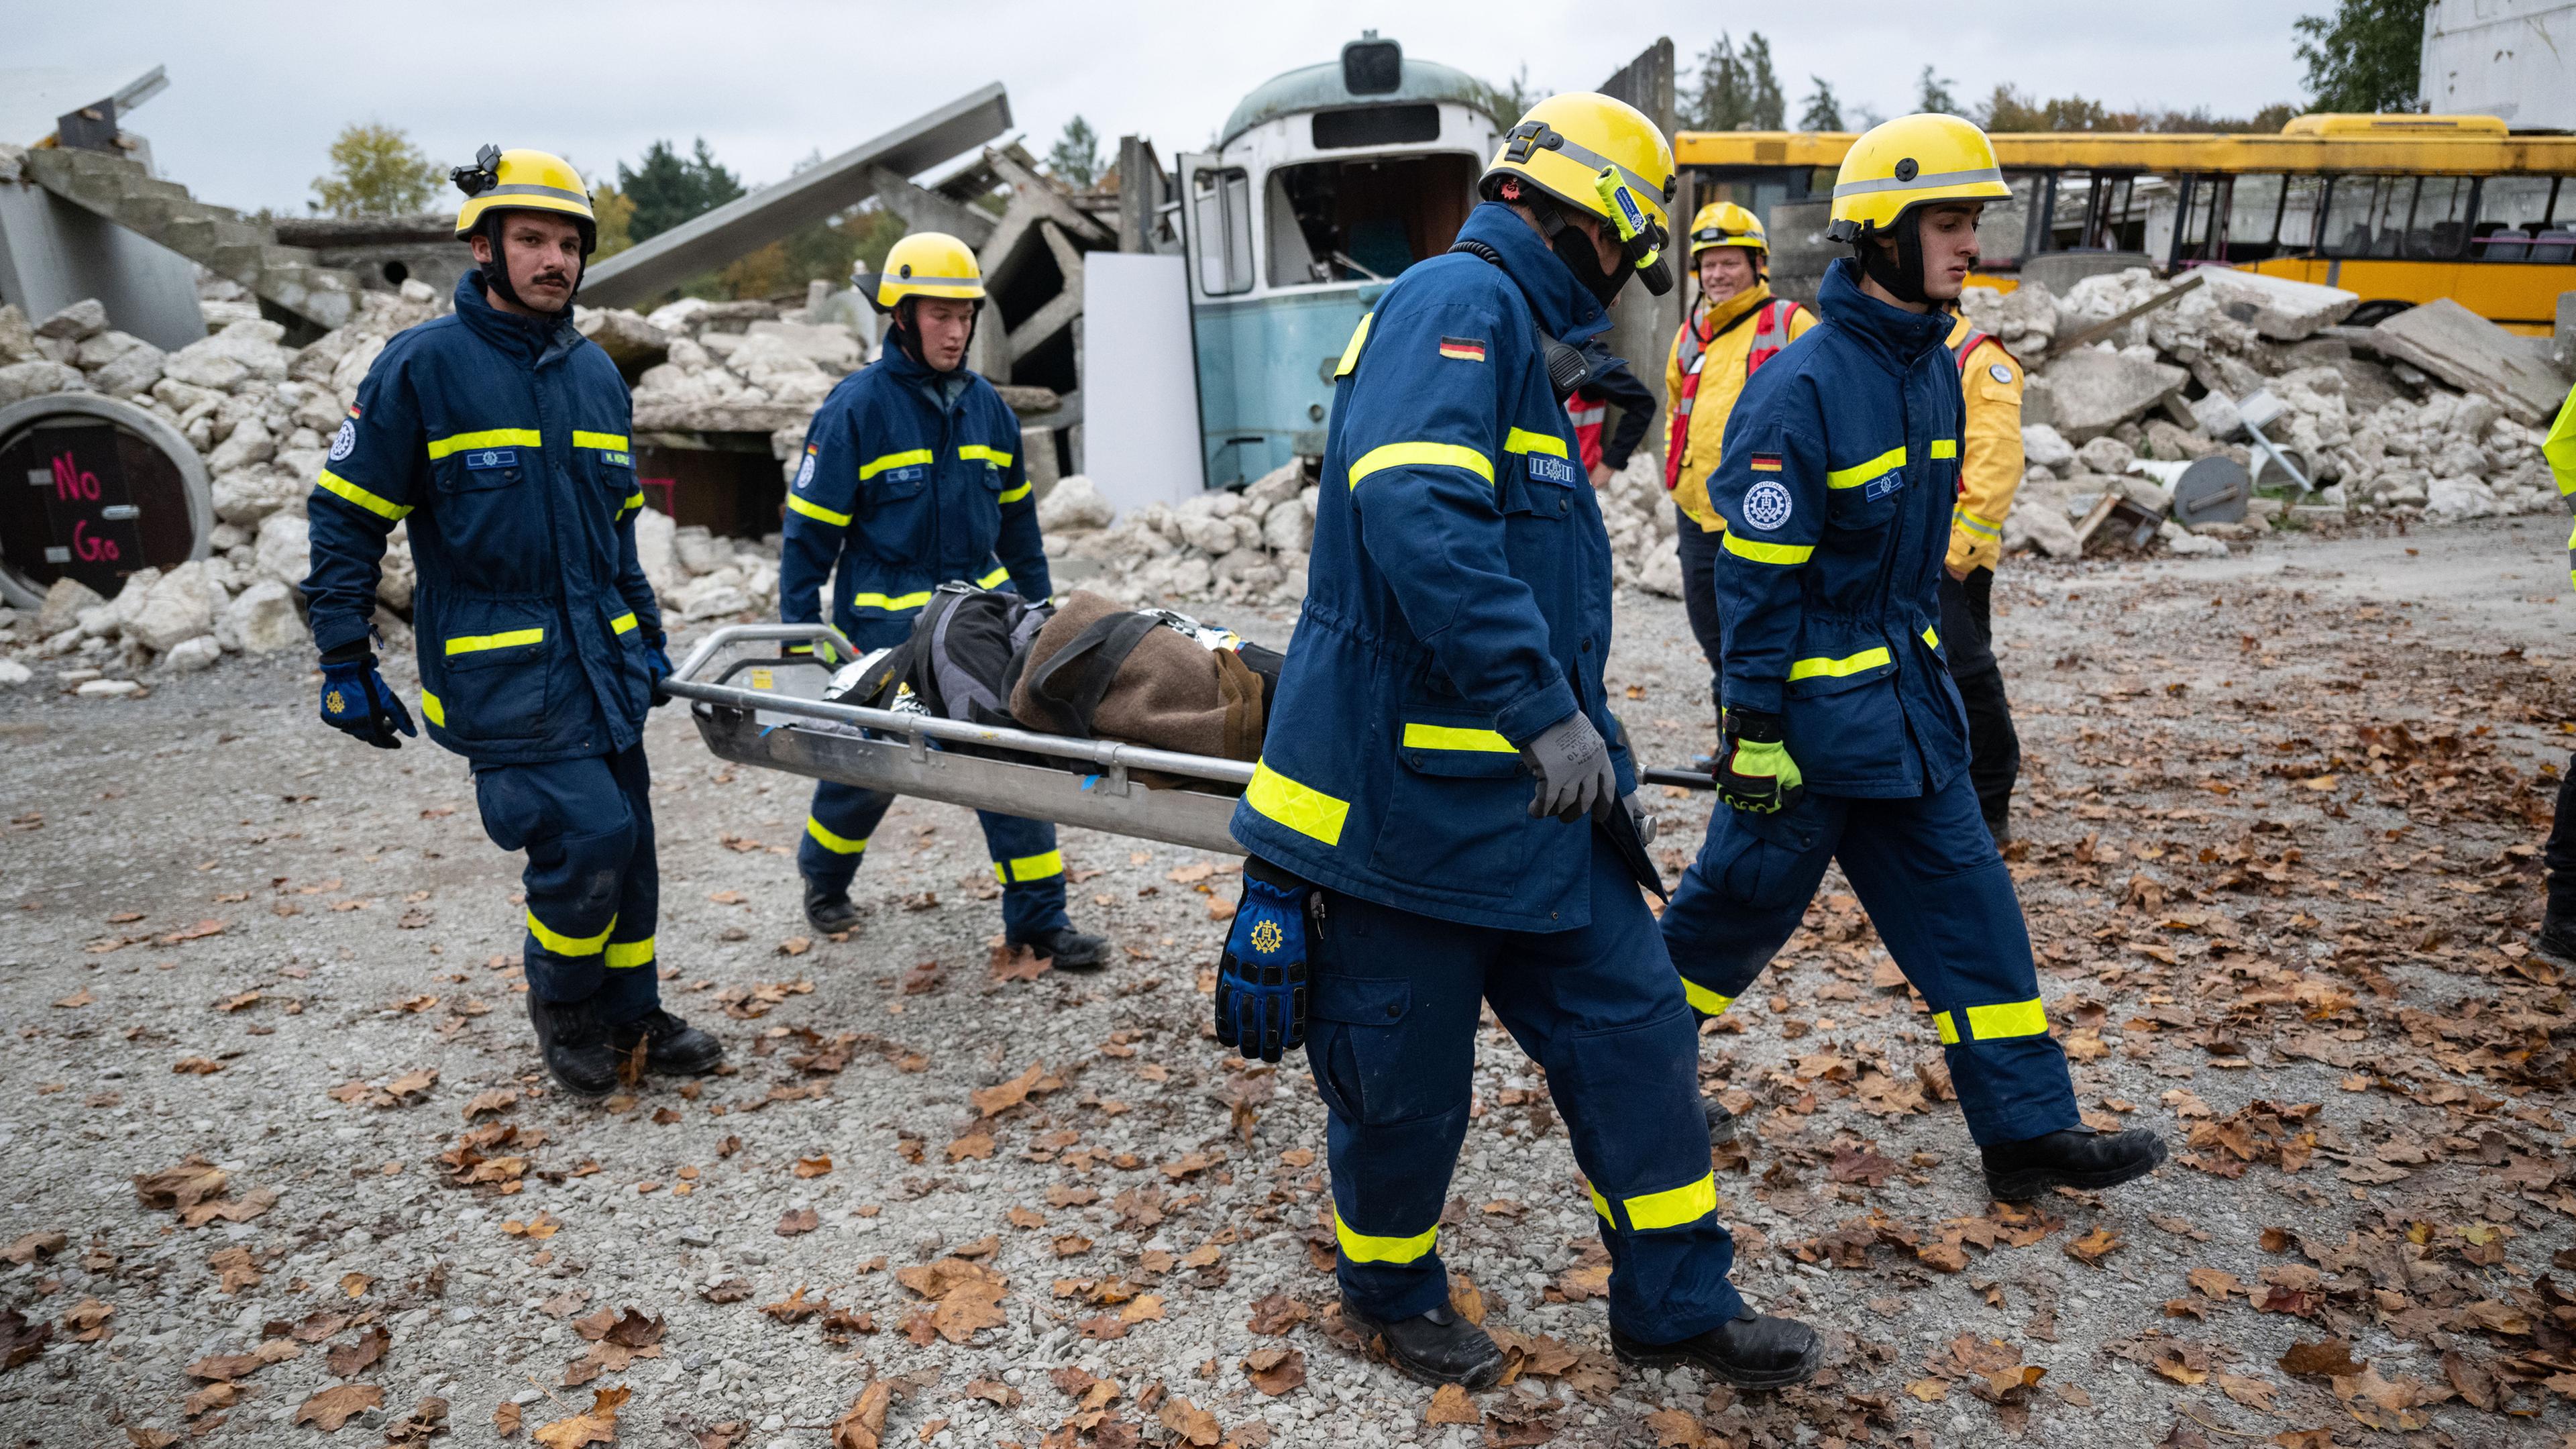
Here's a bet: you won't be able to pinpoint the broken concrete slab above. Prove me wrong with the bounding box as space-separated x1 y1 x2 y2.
2194 268 2357 341
574 308 671 374
2369 297 2569 425
2045 347 2189 443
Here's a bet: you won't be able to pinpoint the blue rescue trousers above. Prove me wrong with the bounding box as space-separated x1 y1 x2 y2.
1309 832 1743 1344
799 782 1071 945
1659 771 2079 1146
474 743 661 1024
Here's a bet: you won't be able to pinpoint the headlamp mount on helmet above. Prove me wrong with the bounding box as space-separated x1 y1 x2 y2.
449 144 502 200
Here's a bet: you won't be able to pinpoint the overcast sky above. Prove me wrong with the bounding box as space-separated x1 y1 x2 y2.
15 0 2327 215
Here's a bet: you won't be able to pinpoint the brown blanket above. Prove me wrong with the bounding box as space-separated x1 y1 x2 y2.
1010 591 1265 761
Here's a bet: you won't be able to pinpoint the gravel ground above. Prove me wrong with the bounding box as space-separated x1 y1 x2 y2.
3 517 2573 1449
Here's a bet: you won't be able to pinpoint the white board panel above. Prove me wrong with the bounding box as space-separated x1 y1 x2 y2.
1081 253 1204 519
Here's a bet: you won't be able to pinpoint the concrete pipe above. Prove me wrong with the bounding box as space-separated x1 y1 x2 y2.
0 392 211 610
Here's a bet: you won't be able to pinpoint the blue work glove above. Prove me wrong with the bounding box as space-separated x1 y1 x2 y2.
1216 866 1310 1063
317 645 417 749
643 632 675 706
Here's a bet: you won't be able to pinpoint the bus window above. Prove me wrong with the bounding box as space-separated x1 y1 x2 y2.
1268 154 1475 286
2277 176 2323 252
1193 167 1255 295
1978 174 2037 267
2220 174 2280 262
2473 175 2560 259
2322 176 2415 257
2406 176 2471 258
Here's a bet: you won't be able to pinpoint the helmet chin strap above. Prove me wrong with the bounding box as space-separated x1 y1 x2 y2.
1858 205 1932 307
478 214 584 316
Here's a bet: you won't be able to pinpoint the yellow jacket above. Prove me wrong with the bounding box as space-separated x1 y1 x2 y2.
1945 311 2026 574
1664 283 1818 531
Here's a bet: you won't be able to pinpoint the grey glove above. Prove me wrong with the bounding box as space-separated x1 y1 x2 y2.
1522 710 1617 822
1623 790 1657 847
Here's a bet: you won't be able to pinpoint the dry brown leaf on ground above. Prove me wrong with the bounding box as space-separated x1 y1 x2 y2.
965 1377 1020 1407
132 1158 227 1210
465 1088 518 1120
794 1155 833 1178
496 1401 522 1436
171 1057 223 1075
829 1382 892 1449
2 1231 64 1265
2187 1267 2240 1300
383 1396 448 1446
1425 1383 1480 1425
60 1298 113 1342
2277 1339 2360 1378
0 1309 48 1368
323 1324 390 1377
760 1287 826 1323
1158 1395 1222 1446
293 1383 383 1432
2065 1228 2124 1266
1645 1408 1714 1447
2218 1374 2279 1412
1246 1294 1309 1335
533 1386 629 1448
1242 1346 1305 1396
205 1245 260 1293
775 1208 820 1236
1448 1274 1485 1326
123 1426 178 1448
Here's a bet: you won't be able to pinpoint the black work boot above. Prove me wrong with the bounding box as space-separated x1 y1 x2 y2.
1982 1126 2168 1200
1704 1095 1737 1145
804 879 863 935
1341 1298 1505 1389
1611 1307 1823 1390
611 1009 724 1077
1014 924 1111 973
528 996 619 1099
2535 914 2576 964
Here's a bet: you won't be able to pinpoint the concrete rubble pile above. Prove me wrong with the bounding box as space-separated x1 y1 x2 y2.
1963 266 2567 561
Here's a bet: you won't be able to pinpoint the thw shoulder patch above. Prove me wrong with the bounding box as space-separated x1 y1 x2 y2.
1437 336 1487 363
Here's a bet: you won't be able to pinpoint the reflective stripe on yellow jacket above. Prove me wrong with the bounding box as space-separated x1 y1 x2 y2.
1945 313 2026 576
1665 284 1818 533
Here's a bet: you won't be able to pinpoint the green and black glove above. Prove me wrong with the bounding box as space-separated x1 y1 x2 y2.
1715 708 1803 815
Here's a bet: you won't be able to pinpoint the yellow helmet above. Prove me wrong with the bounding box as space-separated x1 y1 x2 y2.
451 146 596 248
1483 92 1679 297
872 232 985 311
1687 201 1768 257
1825 113 2010 243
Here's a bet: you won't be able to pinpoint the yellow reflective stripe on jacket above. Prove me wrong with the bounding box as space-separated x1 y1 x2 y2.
1720 531 1814 566
1400 723 1517 754
445 627 545 655
1244 759 1350 847
1933 997 2051 1045
977 565 1010 588
1335 312 1374 378
604 937 655 968
860 449 935 480
315 469 413 521
1332 1210 1435 1265
610 612 639 635
998 480 1032 504
618 491 645 517
1503 427 1568 458
1587 1174 1719 1231
1825 445 1906 490
1929 438 1959 460
525 909 613 957
853 588 935 612
572 431 629 451
419 690 444 727
1786 647 1892 680
1680 979 1734 1016
1921 625 1939 649
426 427 543 460
994 849 1066 884
1952 506 2002 538
805 818 868 855
786 494 853 527
1349 441 1493 489
959 444 1014 468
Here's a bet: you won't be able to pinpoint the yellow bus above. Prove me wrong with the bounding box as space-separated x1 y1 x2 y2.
1675 114 2576 334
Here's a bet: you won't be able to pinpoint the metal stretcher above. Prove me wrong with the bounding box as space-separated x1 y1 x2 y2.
661 624 1257 855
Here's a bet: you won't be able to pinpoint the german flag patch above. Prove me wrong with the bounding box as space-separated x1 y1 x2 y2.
1749 453 1783 472
1437 336 1487 362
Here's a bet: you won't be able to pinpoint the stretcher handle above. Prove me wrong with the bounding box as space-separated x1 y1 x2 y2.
1642 766 1717 792
659 623 1257 789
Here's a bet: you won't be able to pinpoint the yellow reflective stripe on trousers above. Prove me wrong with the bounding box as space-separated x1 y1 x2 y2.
959 445 1014 468
1503 427 1568 458
1244 759 1350 847
1680 979 1734 1016
445 627 545 655
1952 506 2002 538
786 494 853 527
860 449 934 480
1929 438 1959 460
1933 997 2051 1045
1333 1210 1436 1265
1587 1174 1719 1231
419 690 445 727
611 612 639 635
1349 441 1493 489
1825 445 1907 490
1787 647 1892 680
997 481 1032 504
604 937 655 968
525 910 613 957
572 431 629 451
1334 312 1374 378
805 818 868 855
995 849 1065 883
853 588 935 612
1720 531 1813 566
978 565 1010 588
315 469 413 521
1400 723 1516 753
426 427 543 460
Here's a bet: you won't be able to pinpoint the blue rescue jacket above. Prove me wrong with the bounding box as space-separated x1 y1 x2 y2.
1706 257 1971 797
304 272 659 767
778 345 1048 651
1230 203 1635 933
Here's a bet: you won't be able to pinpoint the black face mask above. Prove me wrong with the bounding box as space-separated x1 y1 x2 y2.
1858 205 1932 306
1532 202 1627 309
